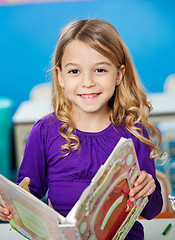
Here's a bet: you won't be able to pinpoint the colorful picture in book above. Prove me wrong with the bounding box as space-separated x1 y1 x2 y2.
76 141 139 240
94 179 131 239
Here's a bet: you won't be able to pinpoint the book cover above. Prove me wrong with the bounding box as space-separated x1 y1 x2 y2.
0 137 148 240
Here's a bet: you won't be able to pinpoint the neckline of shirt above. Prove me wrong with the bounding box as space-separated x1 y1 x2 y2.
74 123 114 136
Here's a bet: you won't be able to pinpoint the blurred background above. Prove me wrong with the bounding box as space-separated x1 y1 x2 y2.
0 0 175 196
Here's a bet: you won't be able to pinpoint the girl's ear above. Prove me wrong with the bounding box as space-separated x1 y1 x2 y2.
56 67 64 88
116 64 125 86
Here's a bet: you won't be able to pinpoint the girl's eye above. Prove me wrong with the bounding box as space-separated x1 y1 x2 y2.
69 69 79 74
96 68 106 73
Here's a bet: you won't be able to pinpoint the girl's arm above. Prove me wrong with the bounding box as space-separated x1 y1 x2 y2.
129 170 163 219
16 119 48 199
129 125 163 219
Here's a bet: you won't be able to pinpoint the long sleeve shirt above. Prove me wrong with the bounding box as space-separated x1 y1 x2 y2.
16 113 163 240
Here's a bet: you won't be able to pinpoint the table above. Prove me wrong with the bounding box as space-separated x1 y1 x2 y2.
1 219 175 240
140 218 175 240
0 223 25 240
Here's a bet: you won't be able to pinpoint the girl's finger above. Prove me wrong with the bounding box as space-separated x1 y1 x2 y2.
129 177 149 197
0 205 12 221
131 185 156 201
0 205 8 214
142 186 156 197
0 214 11 222
0 211 12 221
134 171 151 187
130 180 156 201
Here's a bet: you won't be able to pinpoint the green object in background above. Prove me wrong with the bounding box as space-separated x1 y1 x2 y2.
162 223 172 235
0 98 13 179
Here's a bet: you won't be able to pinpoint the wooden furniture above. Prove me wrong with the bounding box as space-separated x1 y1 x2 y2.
156 170 173 213
12 101 52 168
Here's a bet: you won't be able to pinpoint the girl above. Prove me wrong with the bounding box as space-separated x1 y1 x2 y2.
0 19 163 239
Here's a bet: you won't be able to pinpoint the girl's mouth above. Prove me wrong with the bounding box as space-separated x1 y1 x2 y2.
78 93 101 99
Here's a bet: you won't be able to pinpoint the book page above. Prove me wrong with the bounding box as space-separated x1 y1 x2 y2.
0 175 66 240
66 137 128 224
67 138 148 240
12 200 52 239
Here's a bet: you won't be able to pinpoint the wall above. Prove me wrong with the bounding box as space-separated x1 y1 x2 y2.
0 0 175 114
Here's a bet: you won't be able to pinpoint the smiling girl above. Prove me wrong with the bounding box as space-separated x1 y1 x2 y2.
0 19 163 240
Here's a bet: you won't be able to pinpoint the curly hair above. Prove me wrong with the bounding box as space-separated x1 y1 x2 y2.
52 18 163 161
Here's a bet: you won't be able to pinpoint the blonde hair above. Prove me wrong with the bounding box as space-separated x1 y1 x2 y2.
52 18 162 161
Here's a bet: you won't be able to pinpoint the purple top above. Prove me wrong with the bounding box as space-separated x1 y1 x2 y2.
16 113 163 240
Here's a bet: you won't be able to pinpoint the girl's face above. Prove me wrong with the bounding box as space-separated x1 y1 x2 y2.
57 40 124 118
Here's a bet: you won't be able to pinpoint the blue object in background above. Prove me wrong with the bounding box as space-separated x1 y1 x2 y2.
0 98 13 178
0 0 175 115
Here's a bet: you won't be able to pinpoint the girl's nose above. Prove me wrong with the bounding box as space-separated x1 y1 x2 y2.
81 73 95 88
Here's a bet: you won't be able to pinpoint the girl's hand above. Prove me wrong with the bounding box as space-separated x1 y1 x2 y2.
129 170 156 202
0 205 13 222
0 177 30 222
19 177 30 192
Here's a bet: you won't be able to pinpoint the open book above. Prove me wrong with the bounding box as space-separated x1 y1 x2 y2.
0 137 148 240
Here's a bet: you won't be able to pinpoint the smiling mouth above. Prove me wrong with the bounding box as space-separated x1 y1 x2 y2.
78 93 101 99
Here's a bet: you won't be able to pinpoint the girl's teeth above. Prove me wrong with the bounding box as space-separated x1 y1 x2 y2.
81 94 98 98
